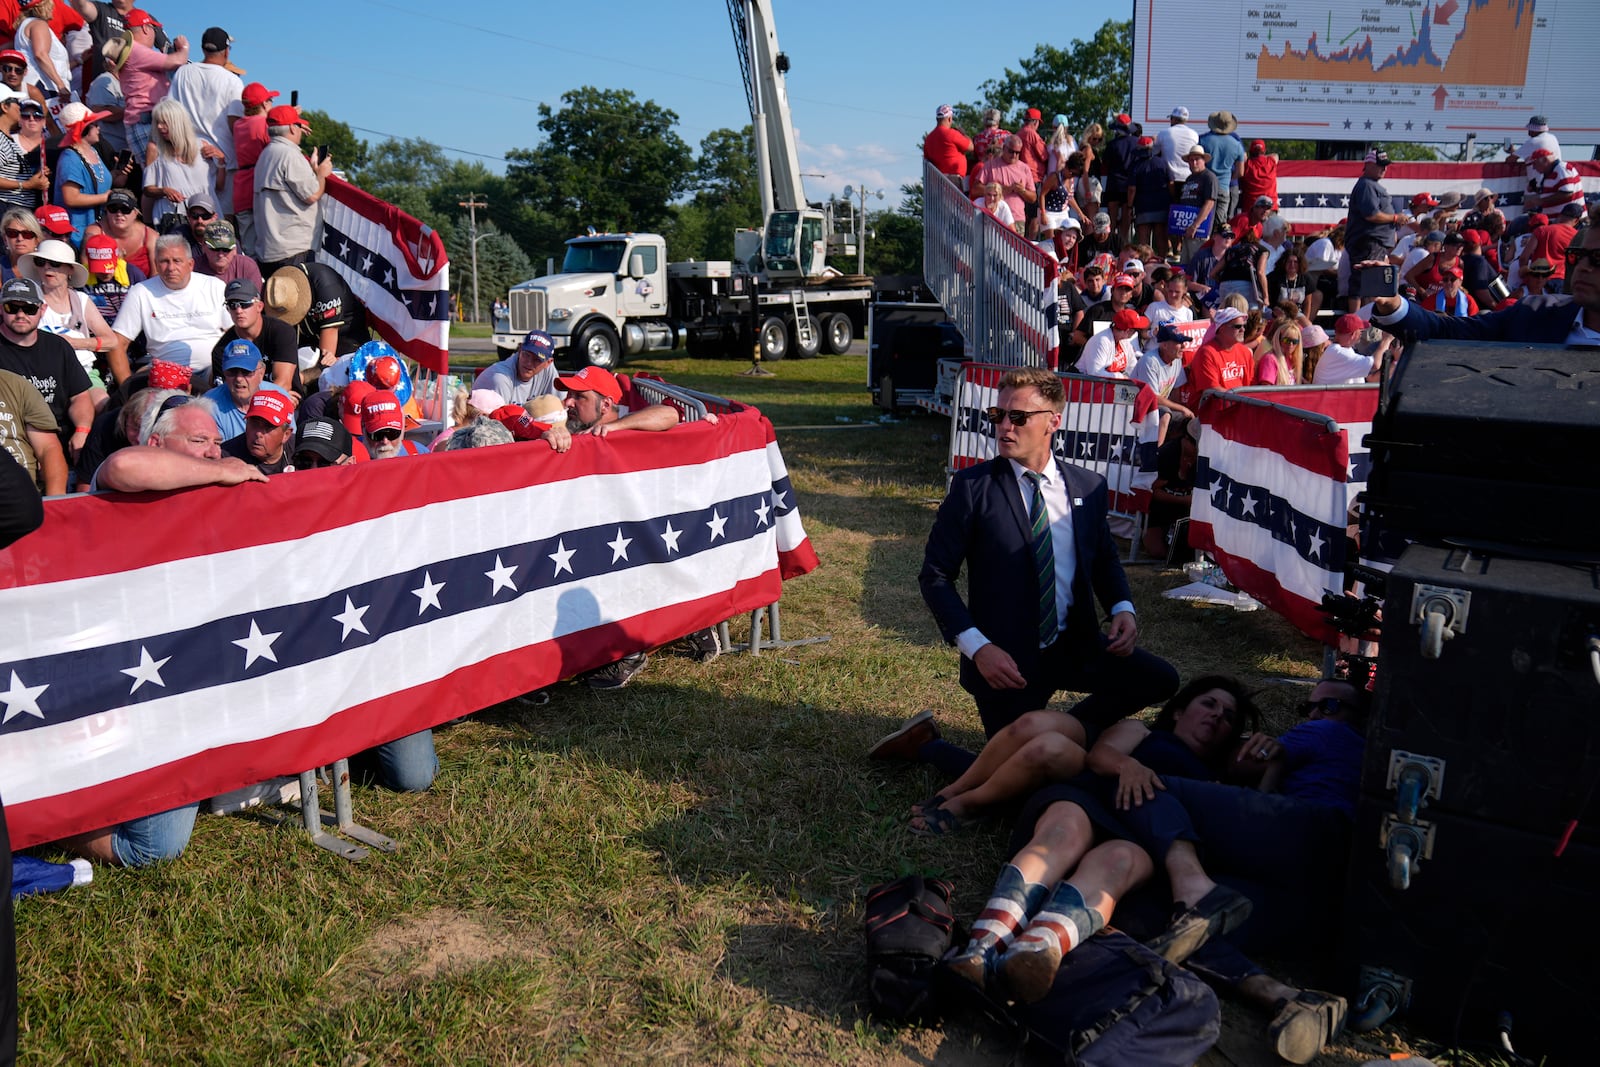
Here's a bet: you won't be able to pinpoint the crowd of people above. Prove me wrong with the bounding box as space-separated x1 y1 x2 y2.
0 5 735 885
912 103 1599 1061
927 102 1597 559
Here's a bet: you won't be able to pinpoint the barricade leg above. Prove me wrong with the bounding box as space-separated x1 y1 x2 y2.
292 760 398 862
722 601 832 657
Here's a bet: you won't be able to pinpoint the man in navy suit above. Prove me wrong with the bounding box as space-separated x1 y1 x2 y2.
877 367 1179 772
1366 211 1600 346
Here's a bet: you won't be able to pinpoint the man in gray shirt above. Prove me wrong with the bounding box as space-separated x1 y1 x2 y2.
253 104 333 278
474 330 559 406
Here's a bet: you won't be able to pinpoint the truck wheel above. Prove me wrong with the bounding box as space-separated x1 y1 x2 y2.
820 313 854 355
789 315 821 359
758 316 789 362
575 321 621 370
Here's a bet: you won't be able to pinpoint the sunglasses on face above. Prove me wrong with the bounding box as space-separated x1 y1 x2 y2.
0 64 24 74
2 301 40 314
189 210 215 221
224 299 256 311
982 407 1056 427
368 428 401 443
3 228 34 240
106 206 134 215
1564 247 1600 271
1299 696 1345 717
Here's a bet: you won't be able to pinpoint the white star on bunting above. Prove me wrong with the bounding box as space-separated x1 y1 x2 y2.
0 670 48 724
1308 529 1327 562
607 528 633 563
412 572 445 614
120 647 171 693
485 555 518 595
706 508 727 541
772 489 788 510
754 500 771 527
660 521 682 554
333 596 370 640
233 620 282 669
549 539 576 576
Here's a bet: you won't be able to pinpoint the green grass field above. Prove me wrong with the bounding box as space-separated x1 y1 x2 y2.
14 352 1472 1065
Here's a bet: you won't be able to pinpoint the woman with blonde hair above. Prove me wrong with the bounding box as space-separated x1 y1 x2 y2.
1045 115 1077 177
15 0 72 111
1255 322 1301 385
142 99 221 226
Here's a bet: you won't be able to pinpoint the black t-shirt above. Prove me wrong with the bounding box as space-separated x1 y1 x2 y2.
1079 232 1122 261
223 434 293 475
75 401 130 488
1462 253 1498 294
1179 169 1218 211
1220 240 1263 282
211 315 301 384
0 332 91 432
297 262 370 356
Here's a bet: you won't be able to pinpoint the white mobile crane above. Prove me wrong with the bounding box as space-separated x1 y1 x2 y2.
492 0 872 368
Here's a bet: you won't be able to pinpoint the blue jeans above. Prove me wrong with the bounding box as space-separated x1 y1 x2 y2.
357 729 438 793
111 804 200 867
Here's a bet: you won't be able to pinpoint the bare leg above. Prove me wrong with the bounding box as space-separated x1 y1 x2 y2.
1164 839 1217 908
1143 524 1171 560
917 709 1085 812
59 829 118 865
939 731 1087 820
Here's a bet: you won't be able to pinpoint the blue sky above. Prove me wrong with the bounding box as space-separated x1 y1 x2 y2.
150 0 1116 209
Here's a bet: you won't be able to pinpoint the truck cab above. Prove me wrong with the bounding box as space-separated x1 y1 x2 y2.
495 233 676 369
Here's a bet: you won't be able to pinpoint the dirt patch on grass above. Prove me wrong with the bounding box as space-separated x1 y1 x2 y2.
338 907 547 991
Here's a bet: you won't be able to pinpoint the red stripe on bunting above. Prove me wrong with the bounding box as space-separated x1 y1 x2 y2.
1199 398 1350 482
1235 386 1378 427
0 414 771 588
3 575 779 849
1183 534 1337 648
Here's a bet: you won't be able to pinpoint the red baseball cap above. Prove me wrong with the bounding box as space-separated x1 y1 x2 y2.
84 233 119 270
340 380 375 434
1248 139 1266 153
1112 308 1150 331
247 391 293 428
34 204 71 235
124 9 160 28
1528 212 1549 227
361 390 404 435
266 104 310 129
0 50 24 67
1410 192 1439 210
1528 147 1555 160
1025 107 1041 121
241 82 279 107
555 366 622 403
1442 265 1464 279
1334 313 1364 336
1112 272 1136 289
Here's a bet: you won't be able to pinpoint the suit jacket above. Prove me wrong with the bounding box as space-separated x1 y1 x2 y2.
1385 294 1583 345
920 458 1133 693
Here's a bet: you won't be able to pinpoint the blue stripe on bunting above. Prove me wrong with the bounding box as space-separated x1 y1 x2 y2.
0 490 782 735
320 227 451 323
1196 458 1346 574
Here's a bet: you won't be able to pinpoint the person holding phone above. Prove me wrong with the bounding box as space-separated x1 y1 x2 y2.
252 103 333 278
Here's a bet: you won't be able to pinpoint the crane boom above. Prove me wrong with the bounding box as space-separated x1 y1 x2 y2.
726 0 807 218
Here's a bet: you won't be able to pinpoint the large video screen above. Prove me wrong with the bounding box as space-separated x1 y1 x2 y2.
1131 0 1597 145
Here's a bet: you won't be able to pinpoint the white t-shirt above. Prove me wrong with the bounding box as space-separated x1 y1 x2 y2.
976 198 1015 228
168 62 245 166
1306 237 1339 272
112 274 230 370
1143 300 1194 327
1075 330 1137 378
146 154 214 224
1156 124 1199 181
1130 352 1185 398
1399 246 1433 279
1312 342 1374 385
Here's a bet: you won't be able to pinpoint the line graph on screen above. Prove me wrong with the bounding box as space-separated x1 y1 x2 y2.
1255 0 1536 87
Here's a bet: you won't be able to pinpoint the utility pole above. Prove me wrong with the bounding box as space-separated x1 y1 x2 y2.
458 194 488 323
842 185 883 275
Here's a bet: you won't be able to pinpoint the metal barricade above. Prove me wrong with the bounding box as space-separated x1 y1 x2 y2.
921 161 1052 369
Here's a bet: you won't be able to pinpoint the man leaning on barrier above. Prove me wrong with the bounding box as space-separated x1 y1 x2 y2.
875 366 1179 776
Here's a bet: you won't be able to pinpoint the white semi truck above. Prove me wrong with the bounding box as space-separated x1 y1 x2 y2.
492 0 874 368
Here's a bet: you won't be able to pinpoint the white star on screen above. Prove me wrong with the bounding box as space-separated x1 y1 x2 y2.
0 670 48 724
233 620 282 669
412 572 446 614
120 647 171 693
485 555 519 595
333 596 370 640
607 528 633 563
706 508 728 541
549 539 576 576
660 522 682 554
